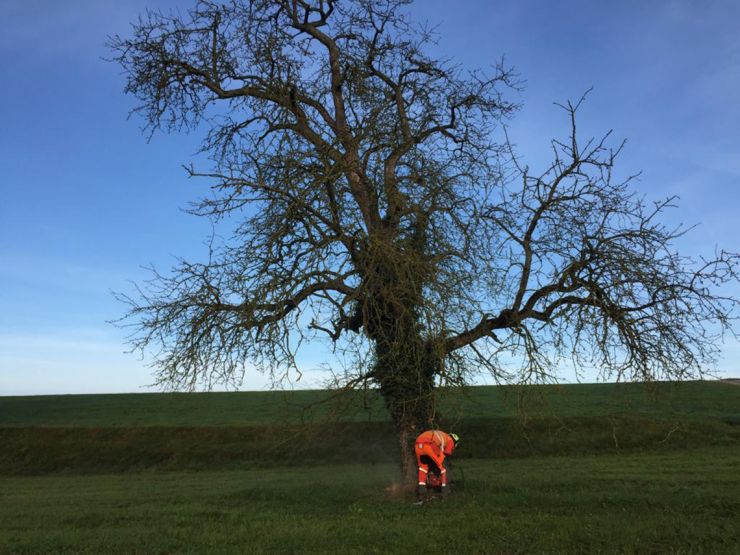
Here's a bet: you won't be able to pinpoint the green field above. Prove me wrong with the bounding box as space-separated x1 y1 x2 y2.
2 380 737 428
1 381 739 553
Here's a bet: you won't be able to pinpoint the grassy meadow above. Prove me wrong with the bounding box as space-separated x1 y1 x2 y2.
1 380 738 553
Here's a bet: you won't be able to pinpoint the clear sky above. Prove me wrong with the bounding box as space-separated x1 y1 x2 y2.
1 0 739 395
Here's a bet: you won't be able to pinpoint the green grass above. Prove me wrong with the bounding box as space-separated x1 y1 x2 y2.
1 380 737 428
0 389 354 427
1 381 738 552
447 380 740 422
1 381 738 476
1 447 738 554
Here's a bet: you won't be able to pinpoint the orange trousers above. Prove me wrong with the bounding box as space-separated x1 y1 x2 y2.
414 442 447 487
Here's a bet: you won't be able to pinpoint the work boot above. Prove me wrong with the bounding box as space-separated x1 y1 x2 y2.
416 484 427 501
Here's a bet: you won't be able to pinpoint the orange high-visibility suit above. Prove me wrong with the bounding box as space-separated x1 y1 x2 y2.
414 430 456 488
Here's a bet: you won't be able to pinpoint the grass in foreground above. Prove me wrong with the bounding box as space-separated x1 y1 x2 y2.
2 447 738 554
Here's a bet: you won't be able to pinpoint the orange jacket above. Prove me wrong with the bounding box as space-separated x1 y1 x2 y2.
415 430 456 462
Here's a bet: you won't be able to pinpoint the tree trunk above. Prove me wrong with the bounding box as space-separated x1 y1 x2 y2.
397 424 417 485
362 231 440 484
374 337 440 484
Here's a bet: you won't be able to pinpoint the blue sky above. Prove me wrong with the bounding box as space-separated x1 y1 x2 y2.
1 0 739 395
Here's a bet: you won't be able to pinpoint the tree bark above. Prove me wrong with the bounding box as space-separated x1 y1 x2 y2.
373 333 440 484
359 230 441 483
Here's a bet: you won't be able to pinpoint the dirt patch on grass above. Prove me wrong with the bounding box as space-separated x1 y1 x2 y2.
383 482 415 499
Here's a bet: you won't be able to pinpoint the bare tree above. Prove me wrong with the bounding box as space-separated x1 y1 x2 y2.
110 0 739 480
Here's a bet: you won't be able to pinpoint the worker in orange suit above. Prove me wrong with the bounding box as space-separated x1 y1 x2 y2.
414 430 459 499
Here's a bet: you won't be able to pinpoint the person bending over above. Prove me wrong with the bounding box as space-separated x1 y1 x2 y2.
414 429 459 499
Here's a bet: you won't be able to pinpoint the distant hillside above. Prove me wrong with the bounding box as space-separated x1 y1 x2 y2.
1 380 738 428
1 381 737 475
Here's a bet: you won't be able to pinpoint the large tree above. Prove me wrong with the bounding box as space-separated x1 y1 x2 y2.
111 0 738 479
